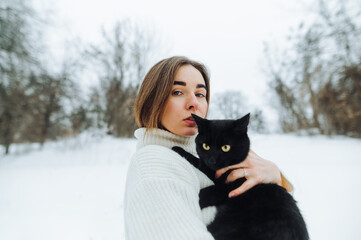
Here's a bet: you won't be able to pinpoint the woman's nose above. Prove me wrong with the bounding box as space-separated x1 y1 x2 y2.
186 94 199 110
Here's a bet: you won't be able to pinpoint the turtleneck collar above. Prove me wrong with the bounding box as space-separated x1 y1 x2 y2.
134 128 198 156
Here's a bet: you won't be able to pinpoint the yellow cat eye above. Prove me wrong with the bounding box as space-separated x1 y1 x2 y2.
202 143 210 150
221 145 231 152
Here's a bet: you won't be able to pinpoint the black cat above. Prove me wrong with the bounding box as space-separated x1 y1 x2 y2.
172 113 309 240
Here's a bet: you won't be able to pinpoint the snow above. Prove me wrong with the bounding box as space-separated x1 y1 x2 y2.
1 132 360 240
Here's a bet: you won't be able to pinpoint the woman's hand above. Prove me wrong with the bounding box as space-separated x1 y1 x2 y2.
215 149 282 198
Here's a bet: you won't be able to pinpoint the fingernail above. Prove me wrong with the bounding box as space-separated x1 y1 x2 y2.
229 193 234 198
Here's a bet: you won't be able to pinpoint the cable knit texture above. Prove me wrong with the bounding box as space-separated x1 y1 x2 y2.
124 128 216 240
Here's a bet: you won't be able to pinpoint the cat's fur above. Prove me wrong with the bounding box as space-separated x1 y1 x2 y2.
172 113 309 240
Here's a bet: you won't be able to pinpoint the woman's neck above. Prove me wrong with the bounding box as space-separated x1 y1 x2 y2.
134 128 197 155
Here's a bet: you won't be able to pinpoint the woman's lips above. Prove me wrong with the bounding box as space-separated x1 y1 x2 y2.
184 116 196 127
184 119 196 126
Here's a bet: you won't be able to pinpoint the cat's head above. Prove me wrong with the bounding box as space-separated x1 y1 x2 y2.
193 113 250 171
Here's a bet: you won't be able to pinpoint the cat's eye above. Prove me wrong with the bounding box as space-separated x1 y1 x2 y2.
202 143 210 150
221 145 231 152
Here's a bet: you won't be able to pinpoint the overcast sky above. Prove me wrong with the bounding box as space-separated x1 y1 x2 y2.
33 0 316 116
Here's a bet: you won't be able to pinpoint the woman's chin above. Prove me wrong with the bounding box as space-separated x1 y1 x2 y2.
177 127 198 137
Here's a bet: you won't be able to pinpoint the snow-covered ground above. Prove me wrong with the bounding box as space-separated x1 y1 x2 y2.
0 132 360 240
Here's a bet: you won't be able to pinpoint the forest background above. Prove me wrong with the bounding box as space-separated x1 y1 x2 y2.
1 0 360 154
1 1 361 239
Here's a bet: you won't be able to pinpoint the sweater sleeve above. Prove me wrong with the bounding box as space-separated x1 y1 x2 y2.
124 145 215 240
280 172 294 193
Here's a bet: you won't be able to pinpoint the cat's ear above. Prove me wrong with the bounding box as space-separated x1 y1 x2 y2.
234 113 250 133
191 114 208 131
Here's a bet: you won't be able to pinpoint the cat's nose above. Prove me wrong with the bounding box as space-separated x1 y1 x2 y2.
209 157 216 165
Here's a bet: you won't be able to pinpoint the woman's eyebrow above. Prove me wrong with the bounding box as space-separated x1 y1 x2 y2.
174 81 186 86
197 84 207 90
174 81 207 90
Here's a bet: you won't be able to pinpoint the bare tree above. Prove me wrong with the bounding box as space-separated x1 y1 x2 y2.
1 1 94 154
87 86 106 130
264 0 361 137
211 90 248 119
317 65 361 137
0 2 37 154
22 63 78 145
210 90 267 133
249 109 267 133
84 20 155 137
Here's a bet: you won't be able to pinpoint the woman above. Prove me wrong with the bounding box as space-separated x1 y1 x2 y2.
124 56 292 239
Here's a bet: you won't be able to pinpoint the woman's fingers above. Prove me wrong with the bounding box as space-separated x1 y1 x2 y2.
214 148 282 197
215 161 248 178
225 168 248 183
248 149 257 156
228 178 257 198
215 149 258 178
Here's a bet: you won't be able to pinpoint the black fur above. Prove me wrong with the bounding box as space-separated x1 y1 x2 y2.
172 113 309 240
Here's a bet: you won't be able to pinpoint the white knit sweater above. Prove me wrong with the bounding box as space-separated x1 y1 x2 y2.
124 128 216 240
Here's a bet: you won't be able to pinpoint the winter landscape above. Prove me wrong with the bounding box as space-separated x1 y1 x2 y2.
0 132 360 240
2 0 361 239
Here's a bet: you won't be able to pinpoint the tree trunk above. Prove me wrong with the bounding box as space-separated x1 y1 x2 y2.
5 144 9 155
2 110 13 154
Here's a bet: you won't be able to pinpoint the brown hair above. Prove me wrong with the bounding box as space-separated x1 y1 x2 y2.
134 56 210 129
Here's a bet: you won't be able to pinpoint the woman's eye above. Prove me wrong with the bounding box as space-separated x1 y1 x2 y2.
221 145 231 152
172 91 182 96
202 143 210 150
196 93 205 97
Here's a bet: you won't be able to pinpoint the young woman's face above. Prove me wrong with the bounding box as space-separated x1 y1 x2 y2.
160 64 208 137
